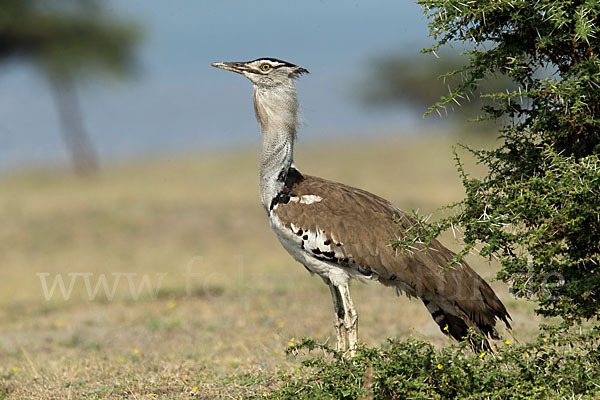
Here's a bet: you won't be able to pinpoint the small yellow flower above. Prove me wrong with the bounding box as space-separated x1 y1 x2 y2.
167 300 176 309
543 338 548 343
12 367 18 373
277 321 285 328
149 394 157 397
192 386 198 392
436 363 443 370
288 338 295 347
443 325 449 332
479 352 486 359
504 340 511 345
118 356 125 362
295 368 300 373
134 348 140 354
525 352 530 358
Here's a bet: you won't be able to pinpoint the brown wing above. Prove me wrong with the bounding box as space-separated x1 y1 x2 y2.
273 171 511 340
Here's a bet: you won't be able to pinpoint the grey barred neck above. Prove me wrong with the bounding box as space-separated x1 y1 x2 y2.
259 138 294 211
254 84 299 211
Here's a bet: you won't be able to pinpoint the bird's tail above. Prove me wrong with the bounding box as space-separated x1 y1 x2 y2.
420 272 512 348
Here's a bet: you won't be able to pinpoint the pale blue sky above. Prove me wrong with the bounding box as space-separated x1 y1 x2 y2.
0 1 434 169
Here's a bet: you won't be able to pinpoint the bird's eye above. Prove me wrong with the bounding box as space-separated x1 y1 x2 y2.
261 64 271 71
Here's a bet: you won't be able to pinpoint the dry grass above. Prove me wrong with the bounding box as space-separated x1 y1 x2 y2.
0 136 547 399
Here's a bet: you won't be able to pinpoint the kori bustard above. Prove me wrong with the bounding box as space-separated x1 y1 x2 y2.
211 58 511 354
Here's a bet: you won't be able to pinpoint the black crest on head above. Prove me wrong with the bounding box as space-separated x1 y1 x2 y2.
251 57 309 76
251 57 296 66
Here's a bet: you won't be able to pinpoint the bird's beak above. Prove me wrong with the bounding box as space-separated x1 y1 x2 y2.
211 61 247 74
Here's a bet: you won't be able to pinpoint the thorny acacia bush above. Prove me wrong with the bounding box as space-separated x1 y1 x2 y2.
391 0 600 325
266 330 600 400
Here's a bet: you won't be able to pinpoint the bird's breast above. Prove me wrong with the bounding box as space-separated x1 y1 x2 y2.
268 204 374 286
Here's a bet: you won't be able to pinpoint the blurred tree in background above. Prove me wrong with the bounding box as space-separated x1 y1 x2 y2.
359 52 516 127
0 0 140 175
395 0 600 326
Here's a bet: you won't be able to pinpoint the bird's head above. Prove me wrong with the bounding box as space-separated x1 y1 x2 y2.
211 58 308 88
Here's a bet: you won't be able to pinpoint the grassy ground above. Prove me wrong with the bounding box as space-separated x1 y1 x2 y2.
0 136 548 399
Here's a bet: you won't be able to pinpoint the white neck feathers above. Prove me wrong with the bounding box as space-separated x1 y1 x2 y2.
253 84 299 211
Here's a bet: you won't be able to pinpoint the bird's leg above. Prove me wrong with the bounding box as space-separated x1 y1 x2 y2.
328 283 348 352
337 283 358 357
